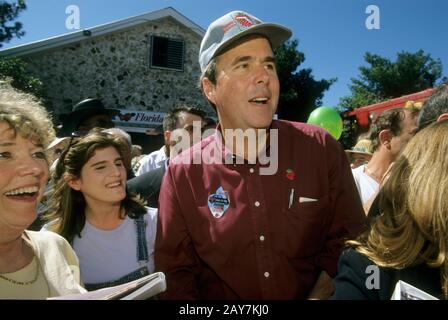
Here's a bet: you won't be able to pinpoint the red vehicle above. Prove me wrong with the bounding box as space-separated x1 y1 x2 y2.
343 88 434 132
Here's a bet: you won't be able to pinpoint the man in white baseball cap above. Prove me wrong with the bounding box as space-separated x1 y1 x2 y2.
156 10 365 300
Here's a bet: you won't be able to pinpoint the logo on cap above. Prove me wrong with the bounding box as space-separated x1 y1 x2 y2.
222 13 259 34
234 14 256 28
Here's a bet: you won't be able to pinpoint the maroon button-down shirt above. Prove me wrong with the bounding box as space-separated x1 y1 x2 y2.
155 120 365 299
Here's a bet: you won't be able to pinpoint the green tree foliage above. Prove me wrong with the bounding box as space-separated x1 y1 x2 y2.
340 50 445 111
0 57 43 97
0 2 44 98
0 0 26 48
339 50 446 148
274 39 336 122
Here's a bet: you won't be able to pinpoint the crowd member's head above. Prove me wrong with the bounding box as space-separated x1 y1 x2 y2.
0 82 84 298
162 106 205 157
59 98 118 137
44 132 145 243
368 107 419 161
0 82 55 231
46 137 70 166
349 120 448 298
199 11 291 132
345 138 372 169
417 84 448 130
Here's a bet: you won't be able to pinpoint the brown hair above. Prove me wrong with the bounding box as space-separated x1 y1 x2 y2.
44 132 146 243
368 108 418 152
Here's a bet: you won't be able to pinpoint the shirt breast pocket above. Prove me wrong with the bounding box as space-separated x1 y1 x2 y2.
283 194 330 256
289 195 329 221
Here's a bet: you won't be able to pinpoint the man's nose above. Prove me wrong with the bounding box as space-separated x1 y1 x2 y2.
254 65 270 85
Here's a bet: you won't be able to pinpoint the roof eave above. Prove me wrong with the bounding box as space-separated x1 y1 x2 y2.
0 7 205 58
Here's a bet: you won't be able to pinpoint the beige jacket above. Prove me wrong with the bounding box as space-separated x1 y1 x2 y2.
25 230 87 297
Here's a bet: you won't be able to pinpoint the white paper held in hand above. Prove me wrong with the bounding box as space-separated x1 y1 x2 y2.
391 280 438 300
48 272 166 300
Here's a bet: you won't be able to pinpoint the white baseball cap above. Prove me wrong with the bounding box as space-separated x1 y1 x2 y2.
199 11 292 72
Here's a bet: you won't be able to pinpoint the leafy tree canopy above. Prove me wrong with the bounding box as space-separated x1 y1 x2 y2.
275 39 336 122
0 0 26 47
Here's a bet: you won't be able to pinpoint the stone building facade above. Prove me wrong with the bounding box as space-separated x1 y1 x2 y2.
1 7 212 125
0 8 214 152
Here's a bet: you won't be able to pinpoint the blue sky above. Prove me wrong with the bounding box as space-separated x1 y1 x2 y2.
3 0 447 107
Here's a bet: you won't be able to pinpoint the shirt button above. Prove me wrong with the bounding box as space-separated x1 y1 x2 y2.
259 235 265 242
255 201 260 207
249 168 254 173
264 272 270 278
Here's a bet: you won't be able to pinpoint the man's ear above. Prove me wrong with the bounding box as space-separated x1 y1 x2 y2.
437 113 448 123
163 130 171 145
379 129 393 150
64 173 81 191
202 78 216 105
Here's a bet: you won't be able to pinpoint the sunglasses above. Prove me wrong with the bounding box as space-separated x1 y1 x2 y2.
61 130 89 155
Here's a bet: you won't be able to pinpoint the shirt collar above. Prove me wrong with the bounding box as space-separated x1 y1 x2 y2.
213 121 276 167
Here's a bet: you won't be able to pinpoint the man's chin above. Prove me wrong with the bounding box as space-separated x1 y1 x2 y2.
251 120 274 131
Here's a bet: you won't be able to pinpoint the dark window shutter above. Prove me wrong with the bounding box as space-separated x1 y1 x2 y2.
151 36 184 71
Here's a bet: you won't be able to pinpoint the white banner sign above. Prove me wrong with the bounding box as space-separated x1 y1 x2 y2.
112 109 165 133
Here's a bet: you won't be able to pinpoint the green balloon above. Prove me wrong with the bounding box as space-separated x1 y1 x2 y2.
307 106 343 140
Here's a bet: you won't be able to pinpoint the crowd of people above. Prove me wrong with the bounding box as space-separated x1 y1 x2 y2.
1 9 448 300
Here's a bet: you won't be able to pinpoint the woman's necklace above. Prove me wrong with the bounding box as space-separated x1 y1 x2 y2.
0 258 39 285
0 237 51 297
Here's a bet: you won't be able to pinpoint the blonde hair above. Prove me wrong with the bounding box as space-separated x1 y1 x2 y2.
350 120 448 297
0 80 55 148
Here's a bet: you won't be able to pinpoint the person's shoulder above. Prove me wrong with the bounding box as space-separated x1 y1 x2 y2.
331 248 374 300
149 147 164 156
275 120 344 159
338 247 393 285
137 151 164 175
139 153 156 165
275 119 327 133
275 119 330 143
26 230 71 250
128 166 163 184
27 229 65 241
141 148 165 163
332 247 395 300
339 247 372 268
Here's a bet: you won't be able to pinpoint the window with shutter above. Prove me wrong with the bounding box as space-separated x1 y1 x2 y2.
150 36 184 71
